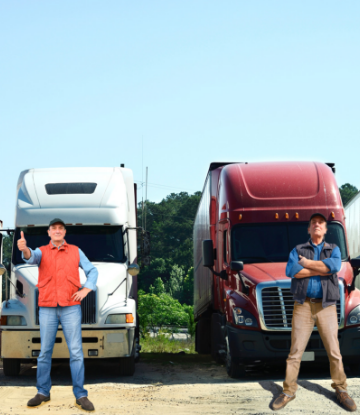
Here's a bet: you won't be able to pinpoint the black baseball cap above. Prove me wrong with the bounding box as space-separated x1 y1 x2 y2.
309 213 327 223
49 218 66 228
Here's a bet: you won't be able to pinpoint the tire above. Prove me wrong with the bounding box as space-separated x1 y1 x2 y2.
225 336 246 379
119 356 135 376
134 336 141 363
3 358 21 376
350 363 360 376
196 317 211 354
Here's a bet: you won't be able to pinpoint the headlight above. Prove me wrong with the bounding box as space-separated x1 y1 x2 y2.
233 307 258 327
6 316 27 326
347 305 360 326
105 314 134 324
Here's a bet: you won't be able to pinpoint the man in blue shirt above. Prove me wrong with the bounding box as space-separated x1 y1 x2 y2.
272 213 356 412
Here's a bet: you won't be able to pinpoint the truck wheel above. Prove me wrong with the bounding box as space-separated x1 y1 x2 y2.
119 356 135 376
134 336 141 363
350 363 360 376
196 317 211 354
225 336 246 379
3 358 21 376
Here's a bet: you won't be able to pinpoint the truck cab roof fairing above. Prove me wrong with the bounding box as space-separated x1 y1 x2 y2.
218 162 343 224
15 167 133 227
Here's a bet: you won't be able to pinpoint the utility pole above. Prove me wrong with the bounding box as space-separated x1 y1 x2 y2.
144 167 148 231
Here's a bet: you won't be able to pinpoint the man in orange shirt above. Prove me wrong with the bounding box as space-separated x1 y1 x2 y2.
18 218 98 411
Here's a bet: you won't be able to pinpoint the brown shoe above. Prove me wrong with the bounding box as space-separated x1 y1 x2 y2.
27 393 50 407
76 397 95 411
271 393 296 411
336 389 357 412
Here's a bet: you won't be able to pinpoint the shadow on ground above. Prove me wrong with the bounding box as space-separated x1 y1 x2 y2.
0 354 357 389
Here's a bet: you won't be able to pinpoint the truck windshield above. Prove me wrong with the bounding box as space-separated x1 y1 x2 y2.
231 222 348 264
12 226 125 265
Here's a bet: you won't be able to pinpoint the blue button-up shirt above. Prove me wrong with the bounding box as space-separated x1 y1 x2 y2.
22 242 98 292
286 241 342 298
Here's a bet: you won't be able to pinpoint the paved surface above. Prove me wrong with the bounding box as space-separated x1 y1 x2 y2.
0 355 359 414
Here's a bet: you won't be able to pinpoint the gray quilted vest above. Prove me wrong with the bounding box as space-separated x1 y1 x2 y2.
290 241 340 308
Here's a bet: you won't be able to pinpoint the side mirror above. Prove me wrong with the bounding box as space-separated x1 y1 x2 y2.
0 263 6 276
202 240 214 267
128 263 140 276
350 258 360 268
230 261 244 272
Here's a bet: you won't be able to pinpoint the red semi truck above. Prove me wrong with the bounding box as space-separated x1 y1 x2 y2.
194 161 360 378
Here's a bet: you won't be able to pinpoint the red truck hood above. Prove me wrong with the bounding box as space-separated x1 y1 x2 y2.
242 263 289 283
242 261 350 285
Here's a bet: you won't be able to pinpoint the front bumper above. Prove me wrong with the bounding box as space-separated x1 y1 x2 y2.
227 325 360 365
1 328 135 359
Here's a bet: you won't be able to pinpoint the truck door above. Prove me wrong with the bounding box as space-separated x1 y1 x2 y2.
218 220 229 313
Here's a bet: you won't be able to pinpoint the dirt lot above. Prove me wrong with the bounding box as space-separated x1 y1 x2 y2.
1 355 360 415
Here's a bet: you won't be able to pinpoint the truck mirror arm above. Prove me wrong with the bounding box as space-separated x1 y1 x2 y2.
0 229 15 236
205 266 228 281
107 277 127 297
123 226 145 235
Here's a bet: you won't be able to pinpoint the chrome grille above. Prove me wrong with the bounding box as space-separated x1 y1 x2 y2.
257 280 344 331
35 289 97 325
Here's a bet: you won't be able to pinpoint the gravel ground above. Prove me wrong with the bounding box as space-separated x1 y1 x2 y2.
0 355 359 415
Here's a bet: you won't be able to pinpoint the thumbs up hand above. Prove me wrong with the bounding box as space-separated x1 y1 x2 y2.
17 231 31 259
17 231 27 252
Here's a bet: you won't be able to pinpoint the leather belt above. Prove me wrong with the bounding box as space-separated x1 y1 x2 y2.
305 297 322 303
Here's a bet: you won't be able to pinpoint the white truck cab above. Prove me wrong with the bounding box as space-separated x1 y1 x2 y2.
0 167 142 376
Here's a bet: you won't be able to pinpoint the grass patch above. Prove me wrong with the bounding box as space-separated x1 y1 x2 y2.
140 333 196 354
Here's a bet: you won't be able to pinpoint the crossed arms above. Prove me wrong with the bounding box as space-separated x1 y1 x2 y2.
294 256 331 279
285 246 342 280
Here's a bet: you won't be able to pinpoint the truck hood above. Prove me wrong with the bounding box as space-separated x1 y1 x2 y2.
242 261 350 285
242 263 289 283
14 262 129 298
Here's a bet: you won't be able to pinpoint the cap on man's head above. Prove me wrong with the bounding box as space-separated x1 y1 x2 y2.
49 218 66 228
309 213 327 223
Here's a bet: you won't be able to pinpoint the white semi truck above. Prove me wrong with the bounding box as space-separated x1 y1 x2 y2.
0 167 144 376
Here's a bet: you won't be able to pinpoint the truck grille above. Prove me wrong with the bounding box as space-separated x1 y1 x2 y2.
258 281 344 331
35 290 97 325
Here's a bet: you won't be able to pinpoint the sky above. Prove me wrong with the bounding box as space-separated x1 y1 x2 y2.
1 1 359 228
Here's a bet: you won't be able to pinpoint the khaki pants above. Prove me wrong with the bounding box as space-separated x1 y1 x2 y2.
283 299 347 396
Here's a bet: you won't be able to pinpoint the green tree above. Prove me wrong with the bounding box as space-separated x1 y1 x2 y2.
182 267 194 305
153 277 165 295
2 234 13 269
138 291 188 335
138 191 201 272
339 183 358 206
2 234 13 301
138 257 173 292
183 304 196 338
167 264 184 300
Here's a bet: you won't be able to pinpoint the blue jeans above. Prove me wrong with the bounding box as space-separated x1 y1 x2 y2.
37 305 87 399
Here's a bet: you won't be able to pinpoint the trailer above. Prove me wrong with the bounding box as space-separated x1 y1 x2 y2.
345 190 360 259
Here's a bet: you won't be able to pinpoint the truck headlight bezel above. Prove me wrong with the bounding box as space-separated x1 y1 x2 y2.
105 314 134 324
233 307 258 328
6 316 27 326
347 305 360 326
